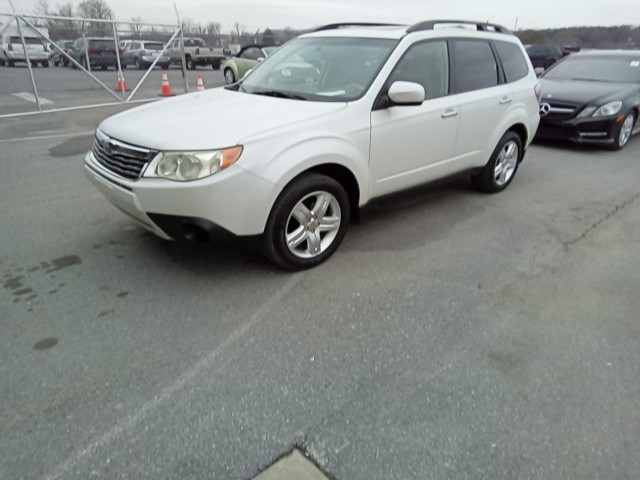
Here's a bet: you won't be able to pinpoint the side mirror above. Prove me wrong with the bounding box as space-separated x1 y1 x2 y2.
535 67 545 77
243 68 254 78
257 57 265 62
388 81 425 106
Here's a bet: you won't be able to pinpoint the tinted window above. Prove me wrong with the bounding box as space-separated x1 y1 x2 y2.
241 47 263 60
388 40 449 99
144 42 164 51
453 40 498 93
544 56 640 83
495 41 529 82
89 39 114 49
10 36 43 45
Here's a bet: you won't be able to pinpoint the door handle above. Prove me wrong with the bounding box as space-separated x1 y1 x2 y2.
500 97 513 105
441 109 459 118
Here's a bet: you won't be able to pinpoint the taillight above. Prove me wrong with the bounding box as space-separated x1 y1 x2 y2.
118 48 124 56
139 49 146 55
534 83 542 103
195 47 200 55
87 48 98 54
64 48 69 52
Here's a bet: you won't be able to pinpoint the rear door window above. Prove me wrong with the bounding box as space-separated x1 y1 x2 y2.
452 39 499 93
494 41 529 82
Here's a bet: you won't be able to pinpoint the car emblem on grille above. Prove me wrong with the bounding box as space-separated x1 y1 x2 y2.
539 103 551 117
104 140 115 155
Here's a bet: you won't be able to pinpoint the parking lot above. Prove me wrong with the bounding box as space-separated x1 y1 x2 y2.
0 64 226 116
1 103 639 479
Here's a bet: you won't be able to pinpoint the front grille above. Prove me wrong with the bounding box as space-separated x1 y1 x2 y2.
541 100 580 120
92 131 157 180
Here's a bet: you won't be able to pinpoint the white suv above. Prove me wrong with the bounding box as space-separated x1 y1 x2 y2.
85 20 540 270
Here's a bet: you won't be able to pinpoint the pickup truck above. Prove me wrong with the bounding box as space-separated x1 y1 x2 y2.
167 37 225 70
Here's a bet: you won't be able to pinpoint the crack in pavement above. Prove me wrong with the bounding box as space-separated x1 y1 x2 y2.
564 191 640 248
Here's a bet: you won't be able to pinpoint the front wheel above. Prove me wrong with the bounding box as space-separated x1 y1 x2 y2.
610 111 636 151
185 56 195 70
224 68 235 84
261 173 350 270
471 131 523 194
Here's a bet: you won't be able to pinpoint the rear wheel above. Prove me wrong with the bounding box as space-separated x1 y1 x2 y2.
0 58 5 66
8 59 14 67
224 67 235 84
472 131 523 193
42 60 49 68
212 59 221 70
185 56 195 70
610 111 636 151
261 173 350 270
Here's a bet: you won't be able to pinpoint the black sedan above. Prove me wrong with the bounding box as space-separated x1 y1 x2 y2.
536 50 640 150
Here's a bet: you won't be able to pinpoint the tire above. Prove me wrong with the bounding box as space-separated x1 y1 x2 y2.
471 131 523 194
160 63 170 70
8 60 14 67
101 65 108 70
610 111 636 151
0 58 5 66
185 56 195 70
42 61 49 68
212 60 221 71
53 59 59 66
261 173 350 270
224 67 235 84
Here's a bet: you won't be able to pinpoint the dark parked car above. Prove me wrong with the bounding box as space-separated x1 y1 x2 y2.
536 50 640 150
52 40 74 66
69 37 117 70
525 44 562 70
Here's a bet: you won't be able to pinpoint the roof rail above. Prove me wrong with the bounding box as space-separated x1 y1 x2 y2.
407 20 512 35
314 22 403 32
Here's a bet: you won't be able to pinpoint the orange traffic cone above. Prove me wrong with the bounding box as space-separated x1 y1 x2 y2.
160 70 174 97
196 74 205 91
116 71 129 92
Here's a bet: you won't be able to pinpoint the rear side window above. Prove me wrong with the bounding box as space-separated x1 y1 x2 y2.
388 40 449 99
452 40 498 93
495 41 529 82
10 36 43 45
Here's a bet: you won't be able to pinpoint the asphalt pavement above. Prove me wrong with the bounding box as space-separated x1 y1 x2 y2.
1 107 639 480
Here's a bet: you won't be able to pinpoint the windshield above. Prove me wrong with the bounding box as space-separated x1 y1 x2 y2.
185 39 205 47
240 37 398 102
144 43 164 51
544 56 640 83
88 39 115 49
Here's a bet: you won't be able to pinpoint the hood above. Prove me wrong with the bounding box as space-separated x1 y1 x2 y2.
538 78 638 106
98 88 347 150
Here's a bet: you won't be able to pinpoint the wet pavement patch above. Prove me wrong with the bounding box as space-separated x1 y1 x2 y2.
46 255 81 273
48 136 93 158
33 337 58 351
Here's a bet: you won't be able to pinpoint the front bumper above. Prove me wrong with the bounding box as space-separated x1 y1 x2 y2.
84 151 276 245
536 116 618 145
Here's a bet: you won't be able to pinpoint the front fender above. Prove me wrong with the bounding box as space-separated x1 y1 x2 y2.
242 135 370 206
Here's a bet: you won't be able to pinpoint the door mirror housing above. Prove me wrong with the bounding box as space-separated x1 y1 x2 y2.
388 81 425 106
257 57 265 62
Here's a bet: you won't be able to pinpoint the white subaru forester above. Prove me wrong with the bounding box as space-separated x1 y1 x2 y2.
85 20 540 270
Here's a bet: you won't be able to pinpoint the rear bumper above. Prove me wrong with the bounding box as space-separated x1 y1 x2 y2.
5 52 50 61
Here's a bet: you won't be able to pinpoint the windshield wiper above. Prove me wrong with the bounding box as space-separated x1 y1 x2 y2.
250 90 307 101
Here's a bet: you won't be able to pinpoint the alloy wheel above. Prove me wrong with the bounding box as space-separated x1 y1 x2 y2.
285 191 342 259
494 140 519 186
618 114 635 148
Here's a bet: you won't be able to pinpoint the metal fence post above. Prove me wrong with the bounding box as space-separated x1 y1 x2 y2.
10 12 42 111
174 3 189 93
81 21 91 72
112 19 125 98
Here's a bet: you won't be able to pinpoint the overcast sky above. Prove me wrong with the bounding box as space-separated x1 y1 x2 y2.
5 0 640 32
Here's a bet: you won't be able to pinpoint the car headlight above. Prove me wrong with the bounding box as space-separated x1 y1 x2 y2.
144 146 243 181
592 101 622 117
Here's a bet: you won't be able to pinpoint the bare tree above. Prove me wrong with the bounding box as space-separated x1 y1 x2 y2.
77 0 113 35
130 17 143 39
35 0 50 15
